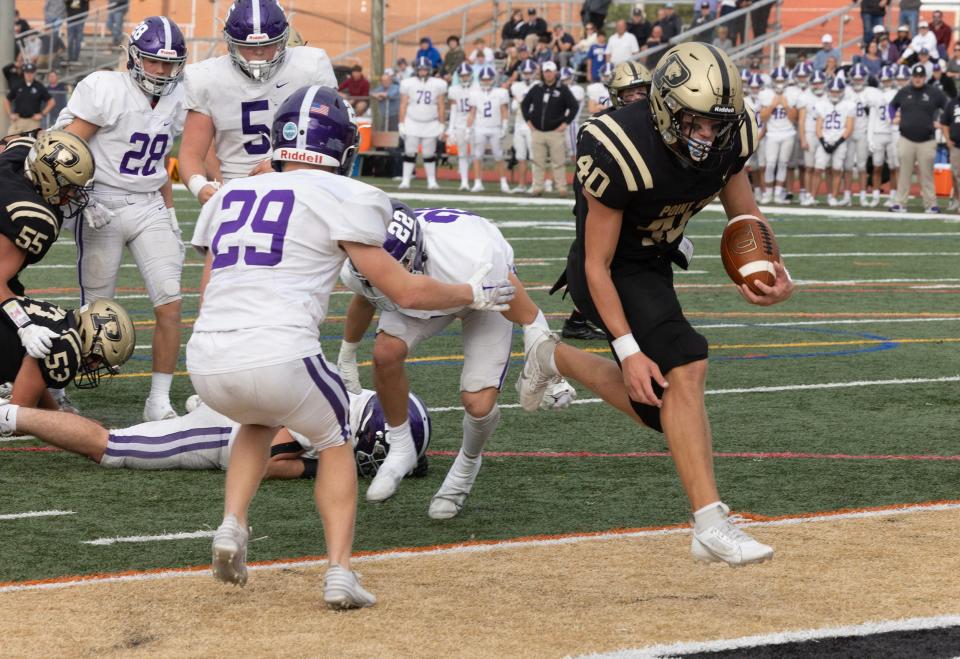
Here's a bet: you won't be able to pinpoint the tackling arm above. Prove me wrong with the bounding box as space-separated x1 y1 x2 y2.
0 234 27 302
62 116 100 142
179 110 219 204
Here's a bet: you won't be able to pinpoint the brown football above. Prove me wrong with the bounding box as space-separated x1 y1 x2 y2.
720 215 780 295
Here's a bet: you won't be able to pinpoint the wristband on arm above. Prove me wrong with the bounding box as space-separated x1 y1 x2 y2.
611 333 641 362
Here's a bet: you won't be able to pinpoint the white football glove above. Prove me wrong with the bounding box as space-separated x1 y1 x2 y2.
437 122 446 137
398 122 407 139
18 324 58 359
467 263 516 312
540 377 577 411
499 122 509 139
83 200 115 230
336 340 363 395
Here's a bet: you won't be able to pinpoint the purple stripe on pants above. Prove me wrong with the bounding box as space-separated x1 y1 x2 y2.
107 426 234 446
302 356 350 441
105 438 229 459
75 213 86 306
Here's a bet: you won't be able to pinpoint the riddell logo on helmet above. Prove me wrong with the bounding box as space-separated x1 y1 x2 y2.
711 105 736 113
246 33 269 42
275 148 323 164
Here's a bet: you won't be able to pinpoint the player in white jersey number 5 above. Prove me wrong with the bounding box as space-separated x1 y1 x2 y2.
58 16 187 422
187 86 515 607
178 0 337 204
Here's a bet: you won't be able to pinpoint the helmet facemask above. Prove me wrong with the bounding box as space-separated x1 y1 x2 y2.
662 100 743 169
130 48 185 96
227 30 289 82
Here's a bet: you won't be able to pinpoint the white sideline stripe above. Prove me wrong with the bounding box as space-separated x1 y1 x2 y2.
695 316 960 329
508 232 960 241
515 252 960 263
428 376 960 413
0 510 75 520
577 614 960 658
82 530 216 546
2 501 958 594
0 434 37 443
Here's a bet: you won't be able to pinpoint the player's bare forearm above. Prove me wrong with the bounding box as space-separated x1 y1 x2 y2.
583 193 631 339
204 143 223 182
398 96 408 125
0 235 27 300
11 358 47 408
179 111 215 183
63 117 99 142
344 294 376 343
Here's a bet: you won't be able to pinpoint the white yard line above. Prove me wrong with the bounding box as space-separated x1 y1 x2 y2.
81 530 216 546
0 510 75 521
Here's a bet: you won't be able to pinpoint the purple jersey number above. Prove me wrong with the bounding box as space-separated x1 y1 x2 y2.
210 189 294 270
417 208 470 224
241 100 271 155
119 132 169 175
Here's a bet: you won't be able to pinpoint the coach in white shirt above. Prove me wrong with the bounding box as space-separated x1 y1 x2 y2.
605 20 640 65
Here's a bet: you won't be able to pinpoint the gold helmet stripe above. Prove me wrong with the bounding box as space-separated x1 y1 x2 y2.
740 105 758 158
582 123 639 192
702 43 731 104
595 114 654 189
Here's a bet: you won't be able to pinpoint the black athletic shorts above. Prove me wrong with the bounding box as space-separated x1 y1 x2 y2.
562 246 708 431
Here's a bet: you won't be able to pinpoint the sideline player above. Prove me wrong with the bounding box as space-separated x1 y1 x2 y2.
867 66 900 207
814 78 855 206
587 62 614 115
0 297 135 408
758 66 798 204
0 389 429 481
178 0 337 203
797 70 826 205
519 44 792 566
446 62 474 190
398 57 448 189
58 16 187 421
560 67 585 160
187 86 514 606
844 64 879 206
509 59 538 192
337 202 574 515
745 73 767 201
466 65 511 193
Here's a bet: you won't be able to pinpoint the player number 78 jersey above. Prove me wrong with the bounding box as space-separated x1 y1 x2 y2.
400 77 448 123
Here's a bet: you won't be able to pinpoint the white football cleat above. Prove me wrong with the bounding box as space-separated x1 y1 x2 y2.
323 565 376 609
185 394 202 413
840 191 852 206
426 180 441 190
211 513 249 586
471 180 484 192
458 182 470 191
540 377 577 410
759 189 773 204
365 435 418 502
0 403 18 437
516 329 560 412
143 398 177 422
398 179 411 190
827 194 838 207
691 504 773 567
859 191 868 206
500 178 511 193
544 179 554 193
428 450 482 519
512 185 527 194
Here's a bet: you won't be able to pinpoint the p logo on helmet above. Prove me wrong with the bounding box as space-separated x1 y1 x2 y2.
656 54 692 89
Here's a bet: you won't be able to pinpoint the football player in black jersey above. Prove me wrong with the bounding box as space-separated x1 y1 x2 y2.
0 130 95 360
1 297 135 409
519 44 793 566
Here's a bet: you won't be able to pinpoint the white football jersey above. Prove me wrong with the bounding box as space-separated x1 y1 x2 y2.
55 71 185 193
400 76 448 122
847 86 880 137
183 46 337 181
757 87 799 136
816 99 856 142
402 208 514 319
447 84 473 130
586 82 611 112
510 79 533 125
468 87 509 128
868 88 897 135
798 91 824 134
188 170 390 375
567 84 585 122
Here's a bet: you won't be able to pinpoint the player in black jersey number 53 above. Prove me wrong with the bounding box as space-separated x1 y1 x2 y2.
519 44 794 566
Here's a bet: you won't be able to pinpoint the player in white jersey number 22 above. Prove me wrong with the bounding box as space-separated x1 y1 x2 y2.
187 86 515 607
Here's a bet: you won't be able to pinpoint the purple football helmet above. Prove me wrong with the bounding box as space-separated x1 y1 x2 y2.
126 16 186 96
354 392 431 478
415 56 432 77
456 62 473 80
271 85 359 174
224 0 290 82
520 59 538 78
343 199 426 311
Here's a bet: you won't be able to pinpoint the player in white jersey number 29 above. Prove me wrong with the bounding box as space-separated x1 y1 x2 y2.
186 86 515 608
57 16 187 422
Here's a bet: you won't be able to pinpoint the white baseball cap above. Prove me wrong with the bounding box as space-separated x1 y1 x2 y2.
821 34 833 43
541 61 558 72
918 20 929 28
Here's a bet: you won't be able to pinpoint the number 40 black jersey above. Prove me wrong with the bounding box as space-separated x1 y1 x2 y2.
0 135 64 295
0 298 82 389
573 102 758 263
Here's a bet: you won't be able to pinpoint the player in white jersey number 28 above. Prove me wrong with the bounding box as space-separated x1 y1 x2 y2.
178 0 337 204
58 16 187 422
187 86 515 608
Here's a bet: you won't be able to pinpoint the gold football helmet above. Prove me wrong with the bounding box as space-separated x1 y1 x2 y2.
649 43 745 168
73 299 136 388
25 130 95 217
607 61 651 108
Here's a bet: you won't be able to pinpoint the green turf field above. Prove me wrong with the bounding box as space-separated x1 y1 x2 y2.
2 181 959 584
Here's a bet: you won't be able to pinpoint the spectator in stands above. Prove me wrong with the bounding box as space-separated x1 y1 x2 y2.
43 69 68 129
606 20 639 65
106 0 129 47
940 91 960 210
877 33 895 62
813 34 841 71
823 55 841 81
521 61 578 195
913 48 942 80
553 25 576 69
900 21 938 62
890 63 947 212
856 39 886 78
581 0 612 30
442 35 465 80
643 25 666 68
65 0 89 64
35 28 66 71
587 31 607 82
520 8 549 51
4 63 54 135
44 0 66 34
372 70 400 131
948 44 960 78
712 25 733 52
931 62 957 98
750 0 773 41
859 0 887 46
339 65 370 116
395 57 414 80
468 37 495 65
656 2 684 41
690 2 715 43
2 57 24 92
624 6 648 47
898 0 920 36
415 38 443 73
14 10 30 34
532 39 553 66
930 11 952 60
505 43 532 83
502 9 524 47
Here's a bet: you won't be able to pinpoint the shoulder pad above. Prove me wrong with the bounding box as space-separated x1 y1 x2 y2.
579 113 653 192
740 105 759 159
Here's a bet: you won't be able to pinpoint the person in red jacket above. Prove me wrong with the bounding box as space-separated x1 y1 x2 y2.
930 11 953 60
339 65 371 116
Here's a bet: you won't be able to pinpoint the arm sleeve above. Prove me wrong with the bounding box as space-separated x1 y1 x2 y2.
329 188 390 247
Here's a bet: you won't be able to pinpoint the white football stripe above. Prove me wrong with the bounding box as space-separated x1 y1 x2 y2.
82 530 216 546
737 261 776 278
